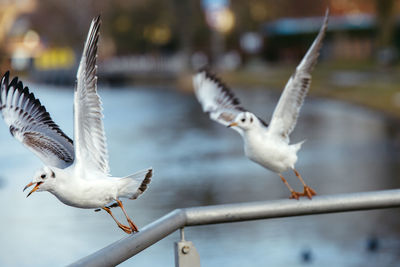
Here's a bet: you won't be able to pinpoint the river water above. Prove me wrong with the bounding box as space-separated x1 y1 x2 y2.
0 84 399 266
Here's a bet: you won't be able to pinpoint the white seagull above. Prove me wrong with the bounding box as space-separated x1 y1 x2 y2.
0 16 152 234
193 11 329 199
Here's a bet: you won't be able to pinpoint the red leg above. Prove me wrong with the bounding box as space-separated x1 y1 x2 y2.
279 174 301 200
116 199 139 233
293 169 316 199
103 207 132 234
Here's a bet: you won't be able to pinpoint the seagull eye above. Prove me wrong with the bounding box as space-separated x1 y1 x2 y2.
41 174 46 179
241 118 246 122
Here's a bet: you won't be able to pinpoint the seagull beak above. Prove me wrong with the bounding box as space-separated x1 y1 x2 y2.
227 122 238 128
23 182 42 198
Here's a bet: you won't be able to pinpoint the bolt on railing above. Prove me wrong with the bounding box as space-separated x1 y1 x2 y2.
68 189 400 267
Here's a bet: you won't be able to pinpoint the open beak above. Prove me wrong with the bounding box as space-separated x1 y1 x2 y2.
23 182 42 198
227 122 238 128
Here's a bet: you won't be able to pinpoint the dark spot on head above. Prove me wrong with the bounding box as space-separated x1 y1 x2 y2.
250 117 253 123
51 171 55 178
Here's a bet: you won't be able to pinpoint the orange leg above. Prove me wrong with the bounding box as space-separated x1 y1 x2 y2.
293 169 316 199
279 174 301 200
103 206 132 234
116 199 139 233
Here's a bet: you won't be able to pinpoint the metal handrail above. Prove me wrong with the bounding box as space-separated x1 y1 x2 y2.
68 189 400 267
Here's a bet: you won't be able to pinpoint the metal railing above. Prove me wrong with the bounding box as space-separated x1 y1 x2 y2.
68 189 400 267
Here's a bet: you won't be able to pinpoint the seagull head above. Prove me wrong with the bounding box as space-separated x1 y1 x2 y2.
228 112 257 131
23 166 57 197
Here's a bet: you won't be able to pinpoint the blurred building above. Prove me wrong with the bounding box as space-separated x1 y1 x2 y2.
262 13 378 62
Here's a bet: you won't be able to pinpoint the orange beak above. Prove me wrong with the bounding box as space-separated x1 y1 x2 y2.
23 182 42 198
227 122 238 128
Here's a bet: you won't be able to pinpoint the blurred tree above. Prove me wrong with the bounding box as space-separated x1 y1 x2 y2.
27 0 398 65
376 0 396 47
25 0 213 63
104 0 177 54
29 0 103 47
375 0 397 65
171 0 194 69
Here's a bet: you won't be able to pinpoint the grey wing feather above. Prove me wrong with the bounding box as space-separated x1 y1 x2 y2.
0 71 74 168
268 9 329 141
74 16 110 175
193 69 246 126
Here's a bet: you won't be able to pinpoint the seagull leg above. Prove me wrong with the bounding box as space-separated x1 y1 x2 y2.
293 169 316 199
116 199 139 233
279 174 301 200
102 206 132 234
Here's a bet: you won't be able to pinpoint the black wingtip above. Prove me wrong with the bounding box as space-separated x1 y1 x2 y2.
197 68 243 106
1 71 10 87
3 71 9 80
0 72 74 147
9 76 18 87
197 65 211 74
198 68 223 86
1 71 21 90
17 81 23 90
92 15 102 31
1 72 21 107
93 15 101 26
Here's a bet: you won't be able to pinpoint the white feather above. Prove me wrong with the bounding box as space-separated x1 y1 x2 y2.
73 16 110 175
268 9 329 142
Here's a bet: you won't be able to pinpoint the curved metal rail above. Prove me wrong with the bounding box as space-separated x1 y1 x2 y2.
69 189 400 267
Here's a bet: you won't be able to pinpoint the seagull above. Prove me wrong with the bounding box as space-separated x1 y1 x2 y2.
193 10 329 200
0 16 153 234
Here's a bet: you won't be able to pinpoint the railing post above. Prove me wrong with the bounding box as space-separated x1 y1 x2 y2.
174 228 201 267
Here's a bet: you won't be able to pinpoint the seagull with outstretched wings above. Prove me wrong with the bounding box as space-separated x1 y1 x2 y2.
193 10 329 199
0 16 153 234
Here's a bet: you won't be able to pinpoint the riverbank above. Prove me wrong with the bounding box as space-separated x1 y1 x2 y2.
179 60 400 119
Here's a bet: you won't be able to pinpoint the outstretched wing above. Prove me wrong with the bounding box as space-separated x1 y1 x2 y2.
268 9 329 141
73 16 109 175
193 69 247 126
0 71 74 168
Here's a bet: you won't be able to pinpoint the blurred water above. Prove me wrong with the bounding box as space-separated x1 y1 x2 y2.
0 84 400 267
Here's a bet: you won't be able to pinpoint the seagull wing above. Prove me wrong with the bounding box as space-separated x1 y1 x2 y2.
193 69 248 126
268 9 329 142
73 16 109 175
0 72 74 168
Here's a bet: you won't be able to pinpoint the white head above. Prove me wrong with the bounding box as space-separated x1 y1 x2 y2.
228 112 259 131
23 166 57 197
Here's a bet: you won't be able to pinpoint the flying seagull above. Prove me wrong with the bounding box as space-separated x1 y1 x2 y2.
193 10 329 199
0 16 152 234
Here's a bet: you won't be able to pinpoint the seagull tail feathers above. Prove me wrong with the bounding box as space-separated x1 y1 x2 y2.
117 168 153 199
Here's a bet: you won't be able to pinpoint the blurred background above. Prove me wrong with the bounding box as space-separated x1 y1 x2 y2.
0 0 400 115
1 0 400 266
